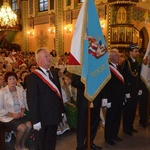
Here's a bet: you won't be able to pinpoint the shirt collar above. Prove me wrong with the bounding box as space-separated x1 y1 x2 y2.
130 57 136 62
110 62 117 69
39 66 48 75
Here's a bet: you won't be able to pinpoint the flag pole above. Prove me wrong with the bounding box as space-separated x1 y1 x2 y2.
147 92 150 125
87 100 91 150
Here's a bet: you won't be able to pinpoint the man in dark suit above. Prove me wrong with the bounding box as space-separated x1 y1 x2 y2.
121 44 141 135
72 74 102 150
138 79 149 128
103 49 125 145
26 47 62 150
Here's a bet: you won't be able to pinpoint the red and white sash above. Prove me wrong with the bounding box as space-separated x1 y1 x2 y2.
109 65 124 84
33 69 61 99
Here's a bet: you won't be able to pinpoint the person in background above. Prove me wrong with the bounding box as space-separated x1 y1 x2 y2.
0 73 4 89
26 47 62 150
0 72 32 150
19 63 27 72
61 72 77 129
102 49 125 145
29 64 37 73
0 61 5 73
0 51 6 63
5 64 13 72
19 70 29 89
11 62 19 72
50 50 57 68
4 51 16 65
121 44 141 135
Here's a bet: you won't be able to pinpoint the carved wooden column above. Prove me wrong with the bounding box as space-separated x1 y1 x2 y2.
55 0 64 56
21 0 28 52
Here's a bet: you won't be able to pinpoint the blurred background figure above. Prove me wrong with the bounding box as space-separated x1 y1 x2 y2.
61 72 77 129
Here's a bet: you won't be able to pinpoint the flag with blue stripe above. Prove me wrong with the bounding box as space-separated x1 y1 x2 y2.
81 0 111 101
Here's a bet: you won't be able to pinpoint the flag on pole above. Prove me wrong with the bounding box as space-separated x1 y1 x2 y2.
143 10 149 24
141 40 150 92
68 0 111 101
67 0 87 75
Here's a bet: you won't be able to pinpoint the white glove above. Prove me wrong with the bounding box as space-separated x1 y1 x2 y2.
106 102 111 108
138 90 142 96
125 93 130 98
102 98 108 107
33 122 41 131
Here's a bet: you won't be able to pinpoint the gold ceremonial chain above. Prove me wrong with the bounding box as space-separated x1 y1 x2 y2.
127 61 138 77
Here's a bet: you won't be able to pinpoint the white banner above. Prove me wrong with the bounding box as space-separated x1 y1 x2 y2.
141 40 150 91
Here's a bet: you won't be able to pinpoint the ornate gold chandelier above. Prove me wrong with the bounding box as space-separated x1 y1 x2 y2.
0 0 17 27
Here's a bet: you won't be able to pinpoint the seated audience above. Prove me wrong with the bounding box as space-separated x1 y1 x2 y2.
19 70 29 89
0 72 32 150
0 73 4 89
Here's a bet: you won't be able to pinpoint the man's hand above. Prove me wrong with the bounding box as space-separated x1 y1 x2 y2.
33 122 41 131
125 93 130 98
138 90 142 96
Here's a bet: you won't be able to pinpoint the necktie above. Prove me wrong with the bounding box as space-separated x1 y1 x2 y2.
47 70 55 83
117 65 120 71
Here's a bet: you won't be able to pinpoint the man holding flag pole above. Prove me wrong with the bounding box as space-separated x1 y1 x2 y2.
67 0 111 149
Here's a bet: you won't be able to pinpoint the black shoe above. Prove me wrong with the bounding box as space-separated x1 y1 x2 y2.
113 136 123 141
139 121 147 127
105 139 115 145
90 143 102 150
140 123 147 128
124 130 133 136
132 129 138 133
76 146 86 150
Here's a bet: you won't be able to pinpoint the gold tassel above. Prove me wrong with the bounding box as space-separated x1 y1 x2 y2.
90 102 94 108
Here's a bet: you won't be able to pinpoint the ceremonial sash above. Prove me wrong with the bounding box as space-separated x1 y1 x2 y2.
109 65 124 84
33 69 61 99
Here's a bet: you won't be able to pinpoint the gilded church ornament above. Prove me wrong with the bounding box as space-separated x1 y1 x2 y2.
36 30 49 48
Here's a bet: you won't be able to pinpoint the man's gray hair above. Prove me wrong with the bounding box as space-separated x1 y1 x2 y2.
108 48 119 60
35 47 48 62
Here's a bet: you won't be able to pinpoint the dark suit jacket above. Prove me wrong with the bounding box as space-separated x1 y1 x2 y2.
103 63 125 105
26 67 62 126
71 74 102 108
121 57 140 95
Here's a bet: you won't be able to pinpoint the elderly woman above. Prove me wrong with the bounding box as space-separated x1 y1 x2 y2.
0 72 32 150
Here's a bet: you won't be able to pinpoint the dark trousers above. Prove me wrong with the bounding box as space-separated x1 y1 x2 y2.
76 106 100 149
139 89 149 125
123 96 138 132
34 125 57 150
105 103 122 140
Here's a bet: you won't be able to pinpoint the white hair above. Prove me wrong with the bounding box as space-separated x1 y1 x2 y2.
35 47 48 63
108 48 120 63
109 49 119 59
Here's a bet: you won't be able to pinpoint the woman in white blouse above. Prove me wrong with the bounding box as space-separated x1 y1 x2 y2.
0 72 32 150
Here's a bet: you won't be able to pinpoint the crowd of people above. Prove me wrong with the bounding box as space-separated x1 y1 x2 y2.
0 45 149 150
